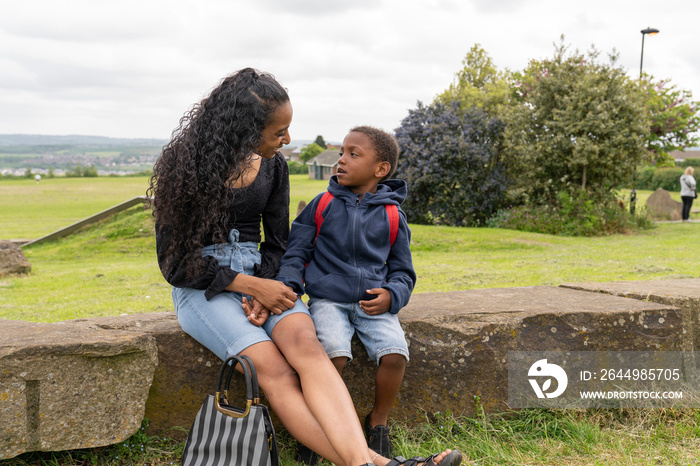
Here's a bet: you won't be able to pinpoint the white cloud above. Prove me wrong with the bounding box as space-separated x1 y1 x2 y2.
0 0 698 141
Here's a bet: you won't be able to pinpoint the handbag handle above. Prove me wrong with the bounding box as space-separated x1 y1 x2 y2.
239 355 261 404
215 355 255 418
223 355 262 403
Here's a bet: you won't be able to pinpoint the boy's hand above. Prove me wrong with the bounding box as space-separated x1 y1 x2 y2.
242 297 270 326
360 288 391 315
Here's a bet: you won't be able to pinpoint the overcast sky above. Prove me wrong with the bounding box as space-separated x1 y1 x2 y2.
1 0 698 144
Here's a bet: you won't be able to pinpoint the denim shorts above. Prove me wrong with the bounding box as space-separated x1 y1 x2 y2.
308 297 409 365
172 229 309 361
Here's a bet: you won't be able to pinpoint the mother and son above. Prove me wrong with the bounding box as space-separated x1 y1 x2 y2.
149 68 463 466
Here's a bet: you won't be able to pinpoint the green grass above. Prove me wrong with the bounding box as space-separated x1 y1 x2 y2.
0 177 152 239
4 207 698 323
2 178 700 322
0 174 327 240
4 409 700 465
2 176 700 465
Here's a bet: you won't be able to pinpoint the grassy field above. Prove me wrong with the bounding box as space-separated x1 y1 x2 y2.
1 175 699 322
2 176 700 465
0 174 329 239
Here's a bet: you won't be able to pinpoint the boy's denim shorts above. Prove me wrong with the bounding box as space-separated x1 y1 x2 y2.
308 297 409 365
172 229 309 361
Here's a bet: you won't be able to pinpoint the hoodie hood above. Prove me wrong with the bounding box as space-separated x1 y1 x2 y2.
327 175 407 206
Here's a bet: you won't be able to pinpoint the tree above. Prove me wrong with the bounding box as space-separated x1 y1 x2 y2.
313 135 327 149
503 39 649 203
300 143 324 163
640 76 700 165
83 164 98 177
394 101 506 226
435 44 511 118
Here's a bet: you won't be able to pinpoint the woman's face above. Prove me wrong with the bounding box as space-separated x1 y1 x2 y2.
257 101 293 159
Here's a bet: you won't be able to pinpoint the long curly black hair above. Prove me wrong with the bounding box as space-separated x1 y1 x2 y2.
147 68 289 279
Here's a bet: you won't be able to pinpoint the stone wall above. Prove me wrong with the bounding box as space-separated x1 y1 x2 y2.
1 280 699 459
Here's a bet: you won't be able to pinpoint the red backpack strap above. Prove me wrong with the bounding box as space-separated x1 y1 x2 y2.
315 191 398 247
314 191 334 239
385 204 399 247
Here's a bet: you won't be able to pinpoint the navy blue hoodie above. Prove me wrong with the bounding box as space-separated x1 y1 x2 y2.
277 176 416 314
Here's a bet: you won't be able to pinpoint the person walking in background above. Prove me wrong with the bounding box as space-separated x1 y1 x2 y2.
680 166 696 222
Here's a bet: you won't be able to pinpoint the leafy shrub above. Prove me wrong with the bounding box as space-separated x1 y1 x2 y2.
635 166 685 191
651 167 685 191
66 163 98 177
395 101 506 226
676 158 700 169
287 161 307 175
487 190 653 236
634 165 656 190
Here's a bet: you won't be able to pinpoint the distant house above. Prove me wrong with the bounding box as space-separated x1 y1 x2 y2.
670 149 700 162
306 150 339 180
279 147 299 162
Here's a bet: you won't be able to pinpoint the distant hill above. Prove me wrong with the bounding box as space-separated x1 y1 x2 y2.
0 135 340 176
0 134 168 147
0 135 336 148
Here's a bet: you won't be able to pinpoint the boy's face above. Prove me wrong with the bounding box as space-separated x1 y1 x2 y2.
337 132 389 195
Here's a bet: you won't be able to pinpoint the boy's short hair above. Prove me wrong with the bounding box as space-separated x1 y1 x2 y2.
349 125 399 180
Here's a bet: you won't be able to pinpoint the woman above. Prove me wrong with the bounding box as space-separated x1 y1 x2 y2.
148 68 461 466
680 166 696 222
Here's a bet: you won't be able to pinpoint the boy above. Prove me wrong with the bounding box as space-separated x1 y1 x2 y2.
275 125 416 461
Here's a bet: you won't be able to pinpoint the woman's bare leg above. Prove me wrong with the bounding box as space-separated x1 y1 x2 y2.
270 313 372 466
244 316 460 466
239 340 350 465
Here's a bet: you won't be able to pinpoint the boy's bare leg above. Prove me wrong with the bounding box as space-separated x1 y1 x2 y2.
368 354 406 427
332 356 349 375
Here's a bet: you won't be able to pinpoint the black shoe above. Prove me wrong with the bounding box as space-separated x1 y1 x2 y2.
364 413 393 458
296 442 322 465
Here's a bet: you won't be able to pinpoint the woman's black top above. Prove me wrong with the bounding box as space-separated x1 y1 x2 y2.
156 154 290 300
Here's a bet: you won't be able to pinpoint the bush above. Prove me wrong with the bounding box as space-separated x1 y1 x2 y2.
66 163 99 177
635 166 687 192
634 165 656 190
487 190 654 236
395 101 506 226
676 158 700 169
287 161 307 175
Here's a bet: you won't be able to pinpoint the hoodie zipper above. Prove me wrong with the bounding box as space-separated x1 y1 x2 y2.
351 195 362 299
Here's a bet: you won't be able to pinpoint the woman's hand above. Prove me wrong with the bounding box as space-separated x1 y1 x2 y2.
242 297 270 326
253 279 298 314
228 275 297 314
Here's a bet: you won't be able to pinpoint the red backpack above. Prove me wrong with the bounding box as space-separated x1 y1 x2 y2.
314 191 399 246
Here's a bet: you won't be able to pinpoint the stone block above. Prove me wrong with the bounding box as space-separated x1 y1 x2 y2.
0 240 31 276
105 287 688 436
73 313 221 441
341 286 686 419
645 188 682 220
3 283 688 456
0 319 158 460
561 279 700 352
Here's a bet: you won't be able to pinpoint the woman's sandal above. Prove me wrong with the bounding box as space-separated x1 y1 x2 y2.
386 450 463 466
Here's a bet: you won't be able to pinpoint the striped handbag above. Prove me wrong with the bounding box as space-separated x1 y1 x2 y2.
181 355 279 466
